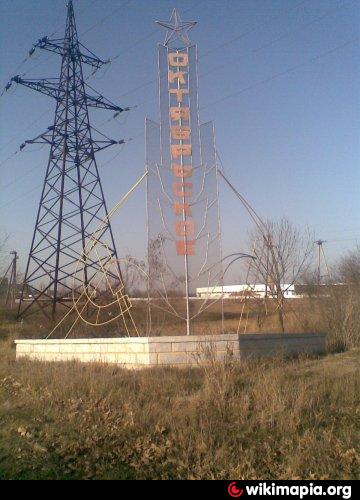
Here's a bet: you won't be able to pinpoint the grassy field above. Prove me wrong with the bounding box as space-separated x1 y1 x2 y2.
7 297 326 339
0 306 359 480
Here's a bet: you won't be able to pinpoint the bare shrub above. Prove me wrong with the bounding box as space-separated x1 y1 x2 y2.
307 246 360 352
324 287 360 352
194 341 237 417
249 218 313 332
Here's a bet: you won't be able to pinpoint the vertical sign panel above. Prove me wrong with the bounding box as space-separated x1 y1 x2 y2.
146 26 222 335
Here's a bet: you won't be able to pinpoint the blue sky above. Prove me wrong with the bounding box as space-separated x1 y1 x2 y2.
0 0 359 276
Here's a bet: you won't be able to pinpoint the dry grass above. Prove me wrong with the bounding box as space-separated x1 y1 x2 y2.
6 297 332 339
306 288 360 352
0 305 359 479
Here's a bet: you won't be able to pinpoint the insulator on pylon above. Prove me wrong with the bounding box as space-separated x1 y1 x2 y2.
38 36 48 46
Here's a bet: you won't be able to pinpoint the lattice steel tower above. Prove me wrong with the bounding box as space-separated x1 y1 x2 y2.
14 1 128 319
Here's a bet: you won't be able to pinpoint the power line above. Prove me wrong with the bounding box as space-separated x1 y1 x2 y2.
200 0 354 80
201 0 309 59
0 0 132 156
1 33 357 211
326 238 359 243
0 2 68 92
0 184 40 212
0 0 325 160
1 161 43 190
0 141 131 212
117 1 356 106
1 3 358 212
0 0 203 164
105 0 207 66
200 36 359 110
0 150 19 168
80 0 134 36
133 32 358 112
319 227 360 235
0 107 53 156
115 0 309 100
0 0 98 89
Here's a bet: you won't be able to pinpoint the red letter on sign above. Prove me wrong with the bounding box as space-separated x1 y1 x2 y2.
170 107 190 122
173 202 191 216
171 144 192 159
172 164 192 178
168 71 187 84
168 53 189 67
176 240 195 255
171 126 191 140
174 220 195 237
173 182 192 198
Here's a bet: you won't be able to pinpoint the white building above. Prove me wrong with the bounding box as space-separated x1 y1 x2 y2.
196 284 302 299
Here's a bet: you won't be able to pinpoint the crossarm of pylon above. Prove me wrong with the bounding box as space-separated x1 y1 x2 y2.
20 121 68 150
85 93 124 112
11 76 60 100
78 48 109 69
89 124 127 153
35 37 109 69
34 37 68 57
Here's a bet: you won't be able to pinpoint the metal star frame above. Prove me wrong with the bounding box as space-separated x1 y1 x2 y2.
156 8 196 47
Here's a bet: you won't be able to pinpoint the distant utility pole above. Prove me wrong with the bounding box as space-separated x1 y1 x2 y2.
315 239 330 285
0 251 18 308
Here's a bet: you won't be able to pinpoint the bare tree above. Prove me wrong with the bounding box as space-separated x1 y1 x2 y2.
0 233 9 272
312 246 360 351
0 234 10 299
121 254 146 295
337 245 360 285
147 235 168 294
248 218 313 332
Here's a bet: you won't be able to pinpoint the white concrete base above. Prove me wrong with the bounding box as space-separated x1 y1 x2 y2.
14 332 326 368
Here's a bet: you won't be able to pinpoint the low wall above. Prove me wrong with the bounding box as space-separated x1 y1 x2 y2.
238 332 326 359
14 332 326 368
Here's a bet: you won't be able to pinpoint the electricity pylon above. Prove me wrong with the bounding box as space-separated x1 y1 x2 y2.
315 239 330 285
11 1 129 319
